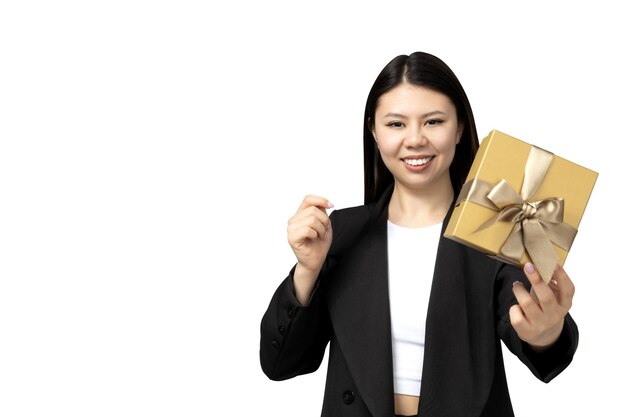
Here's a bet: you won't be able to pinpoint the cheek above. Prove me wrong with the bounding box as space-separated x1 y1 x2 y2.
377 142 397 159
375 133 401 154
442 140 458 165
434 132 460 152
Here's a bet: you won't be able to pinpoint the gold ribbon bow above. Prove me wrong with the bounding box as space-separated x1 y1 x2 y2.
458 146 578 282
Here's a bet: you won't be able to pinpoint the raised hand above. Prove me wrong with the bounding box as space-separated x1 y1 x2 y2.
510 263 575 351
287 195 333 305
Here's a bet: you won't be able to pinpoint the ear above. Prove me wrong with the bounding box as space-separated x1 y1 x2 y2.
368 117 377 142
455 123 464 145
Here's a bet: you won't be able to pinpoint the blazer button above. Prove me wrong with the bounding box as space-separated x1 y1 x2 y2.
342 390 355 405
278 325 286 335
271 340 280 349
287 308 294 319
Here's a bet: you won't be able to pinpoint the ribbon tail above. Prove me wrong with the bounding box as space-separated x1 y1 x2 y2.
473 215 499 234
543 222 578 251
522 219 558 283
499 223 525 263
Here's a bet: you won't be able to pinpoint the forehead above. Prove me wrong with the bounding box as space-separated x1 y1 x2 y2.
376 84 455 114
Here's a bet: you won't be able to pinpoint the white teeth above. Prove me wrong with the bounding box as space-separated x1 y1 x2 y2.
404 157 432 166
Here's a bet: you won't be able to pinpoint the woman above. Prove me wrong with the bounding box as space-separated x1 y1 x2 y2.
259 51 578 417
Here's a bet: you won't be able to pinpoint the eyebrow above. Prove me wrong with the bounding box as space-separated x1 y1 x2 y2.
383 110 447 118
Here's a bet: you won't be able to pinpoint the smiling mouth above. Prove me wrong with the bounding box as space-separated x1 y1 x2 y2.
402 156 433 166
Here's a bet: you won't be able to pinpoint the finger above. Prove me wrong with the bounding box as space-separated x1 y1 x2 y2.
288 225 322 248
511 280 542 321
523 263 558 311
288 217 328 242
529 287 539 305
553 265 573 287
298 205 332 227
509 304 531 338
551 265 575 309
297 195 334 212
289 206 332 236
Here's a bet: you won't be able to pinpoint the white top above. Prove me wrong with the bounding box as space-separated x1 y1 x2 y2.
387 220 441 396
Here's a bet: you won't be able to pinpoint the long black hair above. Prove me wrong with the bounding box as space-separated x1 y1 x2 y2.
363 52 480 204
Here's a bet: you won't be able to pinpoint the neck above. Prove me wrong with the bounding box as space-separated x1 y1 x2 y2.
387 181 454 228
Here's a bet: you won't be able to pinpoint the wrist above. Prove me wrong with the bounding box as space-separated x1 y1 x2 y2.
293 263 321 306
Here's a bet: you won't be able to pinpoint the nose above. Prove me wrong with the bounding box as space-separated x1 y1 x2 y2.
405 125 428 148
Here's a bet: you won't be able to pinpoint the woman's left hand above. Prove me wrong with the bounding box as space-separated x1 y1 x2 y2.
510 262 575 352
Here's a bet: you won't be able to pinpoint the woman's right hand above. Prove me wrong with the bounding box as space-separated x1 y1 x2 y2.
287 195 333 304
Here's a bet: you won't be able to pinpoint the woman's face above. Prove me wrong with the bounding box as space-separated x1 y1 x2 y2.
372 83 463 196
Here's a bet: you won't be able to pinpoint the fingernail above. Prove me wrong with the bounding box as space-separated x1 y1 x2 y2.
524 263 536 274
327 201 334 208
512 280 521 288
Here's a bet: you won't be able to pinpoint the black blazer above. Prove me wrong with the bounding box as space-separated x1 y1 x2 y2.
260 187 578 417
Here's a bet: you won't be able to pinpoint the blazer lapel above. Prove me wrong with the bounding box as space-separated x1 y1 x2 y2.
325 189 395 417
418 207 474 416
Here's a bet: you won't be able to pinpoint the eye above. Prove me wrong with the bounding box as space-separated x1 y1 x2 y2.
426 119 444 126
385 121 404 128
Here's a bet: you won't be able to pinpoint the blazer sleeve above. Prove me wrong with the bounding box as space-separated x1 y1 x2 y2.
494 263 579 383
259 265 332 381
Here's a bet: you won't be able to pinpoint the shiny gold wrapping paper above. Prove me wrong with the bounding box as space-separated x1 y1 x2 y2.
444 130 598 280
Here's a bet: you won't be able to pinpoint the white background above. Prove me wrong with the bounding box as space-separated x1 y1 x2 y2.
1 1 623 416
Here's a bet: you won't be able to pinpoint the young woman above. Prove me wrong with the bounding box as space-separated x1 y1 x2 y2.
259 51 578 417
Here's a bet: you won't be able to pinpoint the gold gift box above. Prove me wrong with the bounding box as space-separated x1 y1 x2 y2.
444 129 598 281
